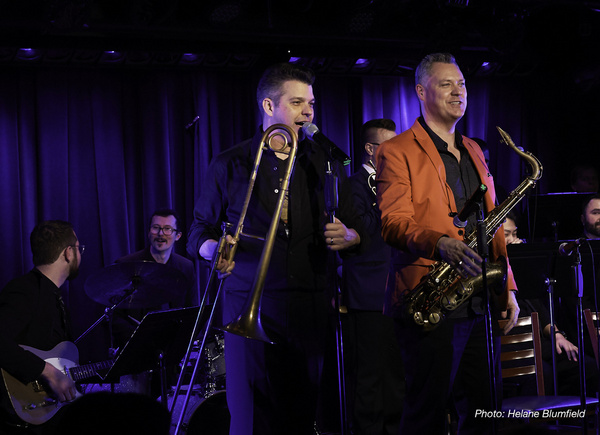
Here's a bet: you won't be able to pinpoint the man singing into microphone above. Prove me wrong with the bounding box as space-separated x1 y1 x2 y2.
187 63 362 434
376 53 519 434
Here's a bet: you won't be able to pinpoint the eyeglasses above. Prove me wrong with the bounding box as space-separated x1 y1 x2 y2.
69 244 85 254
369 142 380 146
150 225 179 236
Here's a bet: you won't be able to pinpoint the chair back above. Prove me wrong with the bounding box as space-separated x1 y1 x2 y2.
500 312 599 418
498 312 545 396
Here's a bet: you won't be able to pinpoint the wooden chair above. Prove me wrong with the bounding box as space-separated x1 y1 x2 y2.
498 312 598 421
499 312 545 396
584 308 599 366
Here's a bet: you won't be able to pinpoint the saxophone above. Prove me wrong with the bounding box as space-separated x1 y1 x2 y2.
403 127 543 331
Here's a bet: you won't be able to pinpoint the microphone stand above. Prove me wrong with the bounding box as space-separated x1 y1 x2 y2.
571 245 588 432
475 204 499 424
75 286 137 345
325 159 348 435
544 277 559 396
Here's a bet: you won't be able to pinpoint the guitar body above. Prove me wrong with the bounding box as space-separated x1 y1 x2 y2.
2 341 107 426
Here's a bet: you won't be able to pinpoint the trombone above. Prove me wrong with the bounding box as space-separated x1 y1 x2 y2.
221 123 299 342
171 123 298 433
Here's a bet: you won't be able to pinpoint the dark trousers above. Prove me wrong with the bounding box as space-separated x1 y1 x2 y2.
344 310 404 435
394 315 501 435
223 289 328 435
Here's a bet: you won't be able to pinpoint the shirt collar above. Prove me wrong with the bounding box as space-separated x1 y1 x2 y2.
418 116 465 152
362 163 375 175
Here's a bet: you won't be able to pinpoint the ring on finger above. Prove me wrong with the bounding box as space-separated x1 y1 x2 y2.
330 237 334 245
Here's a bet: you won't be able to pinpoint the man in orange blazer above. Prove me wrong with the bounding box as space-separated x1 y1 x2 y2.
376 53 520 434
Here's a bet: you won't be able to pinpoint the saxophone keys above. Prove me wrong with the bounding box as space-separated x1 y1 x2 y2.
428 312 441 325
413 312 424 325
441 294 457 309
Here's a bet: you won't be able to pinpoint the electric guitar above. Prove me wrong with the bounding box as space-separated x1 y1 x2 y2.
1 341 113 425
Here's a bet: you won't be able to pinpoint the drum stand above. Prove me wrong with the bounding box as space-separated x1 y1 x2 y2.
170 224 230 435
99 307 200 405
74 282 150 393
75 283 139 345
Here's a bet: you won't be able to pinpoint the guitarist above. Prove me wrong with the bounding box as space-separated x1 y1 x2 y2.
0 220 82 434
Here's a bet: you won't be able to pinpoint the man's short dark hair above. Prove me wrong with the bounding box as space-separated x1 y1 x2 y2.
506 211 520 226
415 53 458 86
256 63 315 107
30 220 77 266
360 119 396 146
581 194 600 215
149 208 181 232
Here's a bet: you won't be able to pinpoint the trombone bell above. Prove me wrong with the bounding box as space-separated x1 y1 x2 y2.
222 311 274 344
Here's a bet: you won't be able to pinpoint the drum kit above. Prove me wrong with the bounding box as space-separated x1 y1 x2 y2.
82 261 230 434
84 261 189 309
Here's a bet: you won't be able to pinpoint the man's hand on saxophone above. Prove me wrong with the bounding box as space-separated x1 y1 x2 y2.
435 235 520 333
435 236 482 278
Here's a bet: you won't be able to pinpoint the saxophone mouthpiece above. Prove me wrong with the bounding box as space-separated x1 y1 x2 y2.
496 126 511 144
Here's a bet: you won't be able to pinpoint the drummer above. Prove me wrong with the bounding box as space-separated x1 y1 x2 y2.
110 208 196 394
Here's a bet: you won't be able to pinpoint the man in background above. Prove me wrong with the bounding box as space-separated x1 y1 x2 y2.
342 118 404 435
112 208 195 348
111 209 195 396
504 212 525 245
0 220 83 434
581 194 600 239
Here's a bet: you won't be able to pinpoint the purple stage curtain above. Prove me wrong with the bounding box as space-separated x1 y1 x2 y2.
0 66 528 362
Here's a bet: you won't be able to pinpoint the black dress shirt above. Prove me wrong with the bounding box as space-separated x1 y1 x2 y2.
187 127 361 294
0 269 69 384
419 117 485 316
419 117 481 233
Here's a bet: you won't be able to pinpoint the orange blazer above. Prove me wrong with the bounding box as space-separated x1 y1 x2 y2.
376 119 517 318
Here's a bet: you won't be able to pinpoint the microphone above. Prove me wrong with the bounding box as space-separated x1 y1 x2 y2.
558 237 587 256
453 184 488 228
301 122 351 166
185 115 200 130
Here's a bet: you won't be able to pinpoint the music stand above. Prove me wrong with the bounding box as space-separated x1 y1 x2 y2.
527 192 591 242
99 306 200 405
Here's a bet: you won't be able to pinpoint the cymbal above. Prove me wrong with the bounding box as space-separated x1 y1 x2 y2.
85 261 188 309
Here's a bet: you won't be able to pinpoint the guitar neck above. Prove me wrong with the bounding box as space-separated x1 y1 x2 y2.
69 360 113 382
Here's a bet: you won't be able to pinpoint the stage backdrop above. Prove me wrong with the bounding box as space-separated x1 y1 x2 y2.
0 64 573 362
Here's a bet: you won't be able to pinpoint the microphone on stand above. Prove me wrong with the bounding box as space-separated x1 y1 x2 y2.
558 237 587 256
301 122 351 166
453 184 488 228
185 115 200 130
